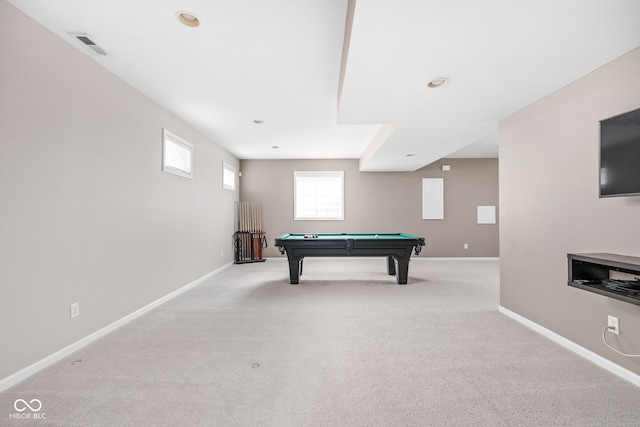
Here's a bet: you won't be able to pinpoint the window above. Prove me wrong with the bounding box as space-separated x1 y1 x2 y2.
294 171 344 220
162 129 193 179
222 162 236 191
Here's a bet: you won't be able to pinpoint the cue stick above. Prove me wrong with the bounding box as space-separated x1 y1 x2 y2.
259 202 263 258
252 202 258 258
245 202 249 260
245 201 248 231
235 201 240 260
248 201 252 258
246 201 250 259
234 202 239 262
237 201 243 260
241 205 244 259
243 202 247 259
253 202 260 259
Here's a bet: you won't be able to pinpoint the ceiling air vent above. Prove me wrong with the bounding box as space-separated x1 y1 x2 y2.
70 33 107 56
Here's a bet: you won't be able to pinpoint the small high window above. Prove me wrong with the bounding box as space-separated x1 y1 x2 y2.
162 129 193 179
223 162 236 191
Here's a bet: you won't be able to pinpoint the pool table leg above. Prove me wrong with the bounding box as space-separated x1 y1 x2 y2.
288 258 303 284
386 256 396 275
395 259 409 285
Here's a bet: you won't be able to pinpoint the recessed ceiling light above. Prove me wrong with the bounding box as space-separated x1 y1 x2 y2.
253 119 264 124
177 11 200 27
427 77 449 88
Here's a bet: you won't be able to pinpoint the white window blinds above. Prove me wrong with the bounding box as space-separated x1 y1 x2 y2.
294 171 344 220
223 162 236 191
163 129 193 179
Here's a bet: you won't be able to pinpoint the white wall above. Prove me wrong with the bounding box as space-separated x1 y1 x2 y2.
0 0 238 382
500 46 640 374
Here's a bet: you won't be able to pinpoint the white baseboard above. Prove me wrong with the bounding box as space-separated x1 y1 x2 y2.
266 257 500 261
417 257 500 261
0 263 231 392
499 306 640 388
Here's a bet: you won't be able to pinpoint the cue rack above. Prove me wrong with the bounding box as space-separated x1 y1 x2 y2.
234 201 267 264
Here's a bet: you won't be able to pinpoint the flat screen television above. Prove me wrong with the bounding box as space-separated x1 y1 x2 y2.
599 107 640 197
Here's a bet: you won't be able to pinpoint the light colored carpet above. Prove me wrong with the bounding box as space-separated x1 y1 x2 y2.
2 258 640 426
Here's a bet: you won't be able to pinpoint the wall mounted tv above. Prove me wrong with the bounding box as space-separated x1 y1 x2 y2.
599 107 640 198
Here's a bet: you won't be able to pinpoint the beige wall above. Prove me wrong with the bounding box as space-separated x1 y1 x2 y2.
239 158 499 258
500 47 640 374
0 1 238 381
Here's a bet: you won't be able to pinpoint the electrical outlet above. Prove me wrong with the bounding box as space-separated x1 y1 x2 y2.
608 315 619 335
70 302 79 319
464 243 469 249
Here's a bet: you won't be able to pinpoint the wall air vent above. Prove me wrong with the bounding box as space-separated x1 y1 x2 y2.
69 33 108 56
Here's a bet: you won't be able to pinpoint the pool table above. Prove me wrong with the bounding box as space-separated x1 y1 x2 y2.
274 233 425 285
